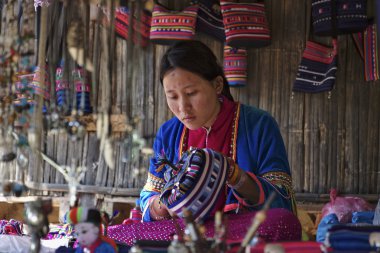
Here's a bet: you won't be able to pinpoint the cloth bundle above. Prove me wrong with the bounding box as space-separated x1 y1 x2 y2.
159 148 228 222
293 39 338 93
311 0 368 36
149 2 199 45
220 0 271 48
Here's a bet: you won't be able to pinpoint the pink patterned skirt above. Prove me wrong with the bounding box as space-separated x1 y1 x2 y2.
107 208 301 246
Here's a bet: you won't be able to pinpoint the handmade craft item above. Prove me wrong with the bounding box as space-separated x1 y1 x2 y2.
67 207 117 253
191 0 225 41
159 148 228 222
149 1 199 45
292 39 338 93
115 6 152 47
220 0 271 48
224 46 248 87
311 0 368 36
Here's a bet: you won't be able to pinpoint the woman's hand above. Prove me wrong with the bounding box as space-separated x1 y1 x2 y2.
149 195 172 221
226 158 260 204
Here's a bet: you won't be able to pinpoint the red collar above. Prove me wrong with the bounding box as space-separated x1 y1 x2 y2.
186 97 237 157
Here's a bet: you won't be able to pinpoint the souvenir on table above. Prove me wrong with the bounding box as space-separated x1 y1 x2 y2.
149 1 199 45
220 0 271 48
66 207 117 253
311 0 368 36
325 225 380 252
190 0 225 41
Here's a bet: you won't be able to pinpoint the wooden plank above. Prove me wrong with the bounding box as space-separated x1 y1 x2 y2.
344 37 360 194
257 51 272 112
55 132 68 184
84 133 100 185
367 84 380 193
44 133 55 183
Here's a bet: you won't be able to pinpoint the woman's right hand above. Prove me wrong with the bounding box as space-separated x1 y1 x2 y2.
149 195 172 221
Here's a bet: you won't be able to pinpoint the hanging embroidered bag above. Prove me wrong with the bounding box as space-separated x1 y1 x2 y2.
190 0 225 41
352 21 379 81
159 148 228 222
224 46 248 87
149 1 199 45
293 39 338 93
115 7 152 48
220 0 271 48
312 0 368 36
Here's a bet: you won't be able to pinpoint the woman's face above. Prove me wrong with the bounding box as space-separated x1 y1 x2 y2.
163 68 223 130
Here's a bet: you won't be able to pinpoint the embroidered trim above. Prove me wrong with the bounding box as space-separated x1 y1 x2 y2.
231 102 240 161
143 173 166 192
179 126 188 158
261 171 297 215
261 171 293 192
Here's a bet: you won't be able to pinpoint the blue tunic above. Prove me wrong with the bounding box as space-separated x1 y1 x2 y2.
140 103 296 221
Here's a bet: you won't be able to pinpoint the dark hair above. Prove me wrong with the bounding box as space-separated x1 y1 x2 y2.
159 40 234 101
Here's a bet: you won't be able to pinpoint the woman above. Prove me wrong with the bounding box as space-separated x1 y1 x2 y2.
139 40 296 222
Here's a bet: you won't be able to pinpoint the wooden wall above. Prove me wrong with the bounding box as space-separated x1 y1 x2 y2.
2 0 379 200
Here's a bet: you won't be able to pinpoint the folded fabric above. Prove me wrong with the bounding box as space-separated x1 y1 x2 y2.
352 211 375 224
317 213 340 242
325 225 380 251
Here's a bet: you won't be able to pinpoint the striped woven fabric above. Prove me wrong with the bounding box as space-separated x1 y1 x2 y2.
224 46 248 87
160 148 229 222
293 39 338 93
115 7 152 47
220 1 271 48
352 23 379 81
30 66 50 100
363 24 379 81
149 4 199 45
311 0 368 36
